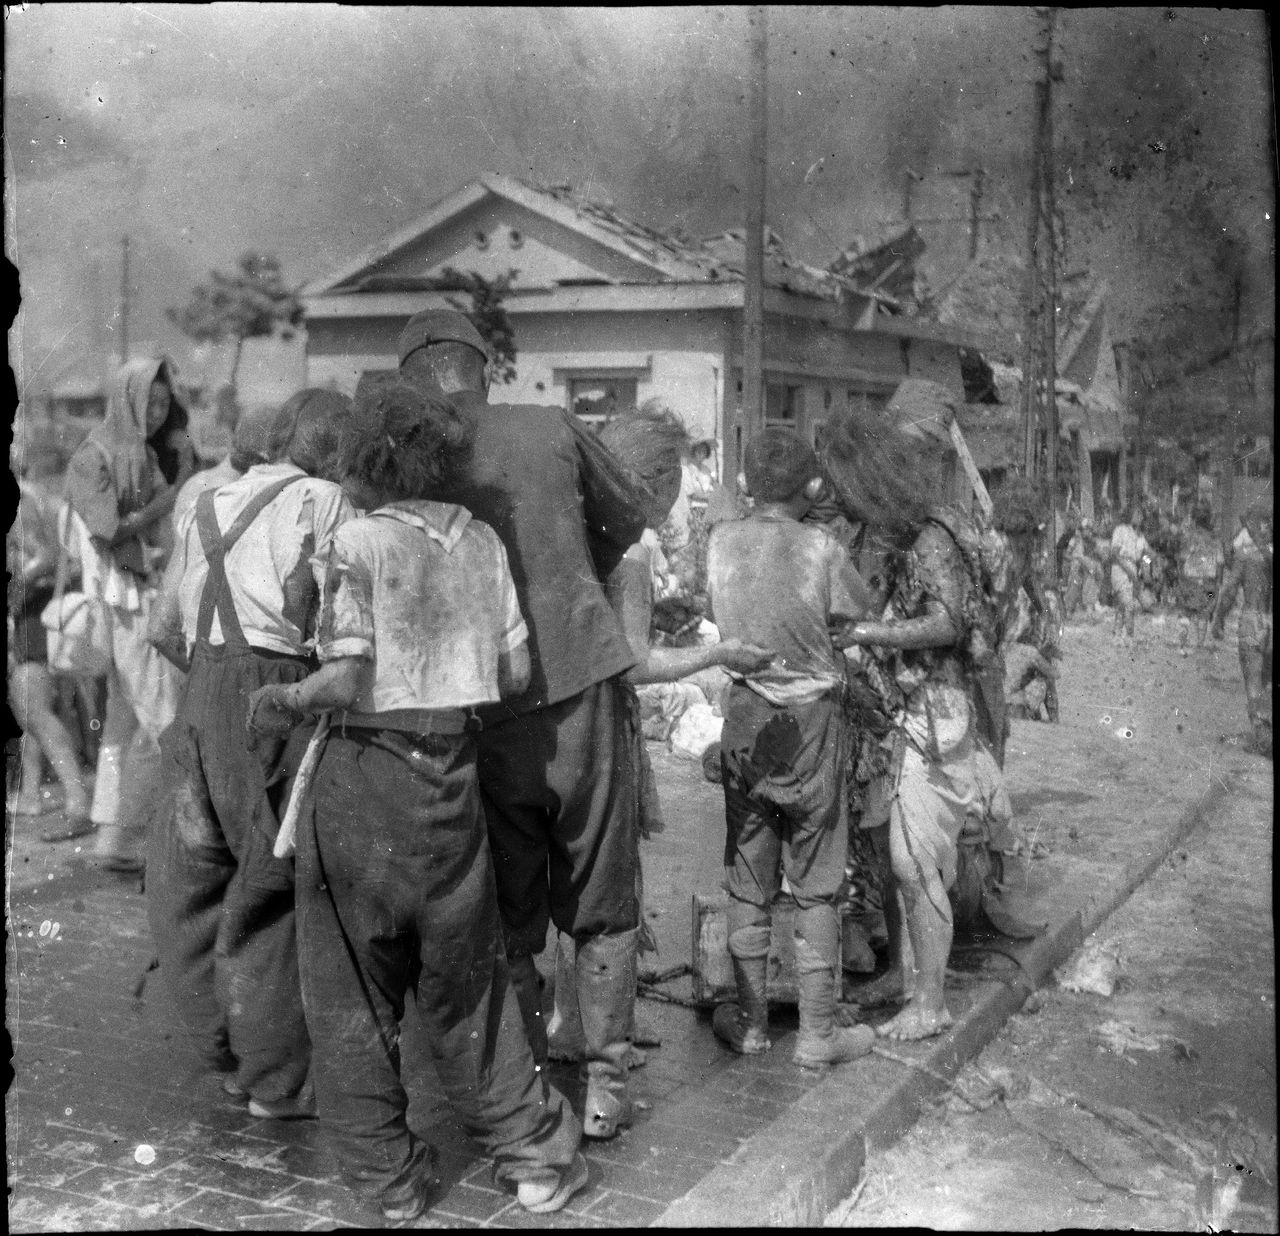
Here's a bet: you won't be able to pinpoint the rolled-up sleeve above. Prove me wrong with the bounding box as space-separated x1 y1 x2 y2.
315 529 375 663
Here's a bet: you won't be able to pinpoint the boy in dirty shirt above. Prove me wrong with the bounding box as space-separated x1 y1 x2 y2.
705 428 877 1068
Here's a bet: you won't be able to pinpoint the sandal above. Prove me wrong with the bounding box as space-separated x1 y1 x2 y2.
41 817 97 844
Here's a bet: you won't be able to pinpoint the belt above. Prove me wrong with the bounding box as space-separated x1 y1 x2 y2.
335 707 480 736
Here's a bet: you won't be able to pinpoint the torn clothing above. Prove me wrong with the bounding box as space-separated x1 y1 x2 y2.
479 676 641 957
295 727 580 1209
890 736 981 898
316 501 526 712
707 516 872 706
720 684 851 911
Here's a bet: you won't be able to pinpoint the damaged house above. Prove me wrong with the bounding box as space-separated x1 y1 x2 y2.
299 173 978 469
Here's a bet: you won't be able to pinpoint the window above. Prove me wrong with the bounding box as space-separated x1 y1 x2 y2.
811 421 829 451
765 382 803 425
568 377 638 427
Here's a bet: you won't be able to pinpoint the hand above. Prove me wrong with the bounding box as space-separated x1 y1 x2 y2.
246 683 303 741
829 619 865 650
716 638 775 675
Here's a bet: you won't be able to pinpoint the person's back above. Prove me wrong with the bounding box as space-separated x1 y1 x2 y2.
708 517 865 705
438 391 636 712
708 428 875 1070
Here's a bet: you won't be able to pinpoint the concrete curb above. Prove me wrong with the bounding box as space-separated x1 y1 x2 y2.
651 779 1233 1228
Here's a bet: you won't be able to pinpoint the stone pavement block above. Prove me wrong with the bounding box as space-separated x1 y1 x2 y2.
622 1118 743 1164
11 1144 104 1184
169 1151 309 1200
165 1186 324 1230
580 1188 675 1226
574 1157 703 1203
486 1201 614 1229
41 1162 202 1215
265 1177 395 1227
425 1181 521 1222
7 1183 109 1233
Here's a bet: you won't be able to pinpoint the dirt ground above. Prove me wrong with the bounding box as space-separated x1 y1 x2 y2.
832 611 1276 1232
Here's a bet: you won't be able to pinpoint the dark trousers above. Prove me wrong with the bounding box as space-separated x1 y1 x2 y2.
478 676 639 957
296 728 579 1209
720 684 850 912
146 644 311 1101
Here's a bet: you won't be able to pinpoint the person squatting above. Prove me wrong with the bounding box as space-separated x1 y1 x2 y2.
141 309 1025 1219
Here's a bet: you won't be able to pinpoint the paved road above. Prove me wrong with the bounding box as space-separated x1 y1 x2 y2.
830 758 1276 1231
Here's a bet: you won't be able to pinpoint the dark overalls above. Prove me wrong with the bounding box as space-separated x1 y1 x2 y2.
146 475 312 1102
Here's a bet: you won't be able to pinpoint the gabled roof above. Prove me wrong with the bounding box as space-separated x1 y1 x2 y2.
827 225 925 303
303 173 892 306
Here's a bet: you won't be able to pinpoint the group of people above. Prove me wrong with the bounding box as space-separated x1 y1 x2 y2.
1058 495 1272 753
11 306 1265 1221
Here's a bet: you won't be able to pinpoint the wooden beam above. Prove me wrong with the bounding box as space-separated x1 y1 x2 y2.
949 416 994 519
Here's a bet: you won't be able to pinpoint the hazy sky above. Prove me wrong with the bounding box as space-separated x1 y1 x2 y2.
4 4 1273 395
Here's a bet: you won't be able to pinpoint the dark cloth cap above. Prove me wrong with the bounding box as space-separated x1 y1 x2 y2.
397 309 491 366
744 427 819 501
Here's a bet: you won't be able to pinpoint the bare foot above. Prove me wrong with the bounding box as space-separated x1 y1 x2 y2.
875 1002 953 1042
844 968 906 1010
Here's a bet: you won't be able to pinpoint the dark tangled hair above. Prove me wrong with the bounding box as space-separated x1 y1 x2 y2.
992 474 1044 535
597 404 691 528
338 377 474 502
818 409 936 546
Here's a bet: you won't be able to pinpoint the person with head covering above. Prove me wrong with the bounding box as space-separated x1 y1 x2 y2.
705 427 877 1067
144 388 356 1116
63 355 195 870
245 380 587 1220
396 309 649 1141
1211 501 1273 756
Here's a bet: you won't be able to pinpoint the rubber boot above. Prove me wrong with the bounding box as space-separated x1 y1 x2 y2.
793 906 874 1068
712 912 772 1054
507 953 548 1069
546 934 585 1063
576 928 638 1139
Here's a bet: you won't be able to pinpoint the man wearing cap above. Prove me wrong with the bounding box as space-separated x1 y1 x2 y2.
398 309 648 1140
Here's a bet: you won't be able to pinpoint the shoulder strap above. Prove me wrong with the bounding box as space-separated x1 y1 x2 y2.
193 474 306 647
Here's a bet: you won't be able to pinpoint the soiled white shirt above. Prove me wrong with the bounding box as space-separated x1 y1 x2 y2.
174 462 354 655
316 500 528 712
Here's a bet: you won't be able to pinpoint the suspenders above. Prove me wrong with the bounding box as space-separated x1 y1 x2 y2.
193 474 306 650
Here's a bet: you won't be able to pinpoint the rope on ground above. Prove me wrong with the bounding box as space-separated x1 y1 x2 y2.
637 961 701 1007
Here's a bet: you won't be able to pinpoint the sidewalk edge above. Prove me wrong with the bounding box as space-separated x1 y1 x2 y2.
650 781 1230 1228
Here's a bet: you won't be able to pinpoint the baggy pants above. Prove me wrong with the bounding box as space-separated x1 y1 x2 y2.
145 643 311 1100
478 677 640 958
1238 612 1273 744
296 727 580 1209
720 685 850 962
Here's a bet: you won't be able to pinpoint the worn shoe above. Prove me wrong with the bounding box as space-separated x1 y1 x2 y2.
222 1075 247 1099
712 1003 771 1055
248 1084 316 1120
380 1175 441 1222
793 1024 875 1068
516 1153 590 1214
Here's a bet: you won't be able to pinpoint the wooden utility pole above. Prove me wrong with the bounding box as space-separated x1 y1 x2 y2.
1018 77 1045 476
738 4 768 482
1019 5 1060 544
1220 265 1244 555
1042 33 1059 553
119 235 131 364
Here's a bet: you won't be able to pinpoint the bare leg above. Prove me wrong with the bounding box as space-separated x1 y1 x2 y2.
9 663 90 818
876 810 953 1042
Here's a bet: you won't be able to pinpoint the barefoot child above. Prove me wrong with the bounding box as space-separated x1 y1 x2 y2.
706 428 876 1067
